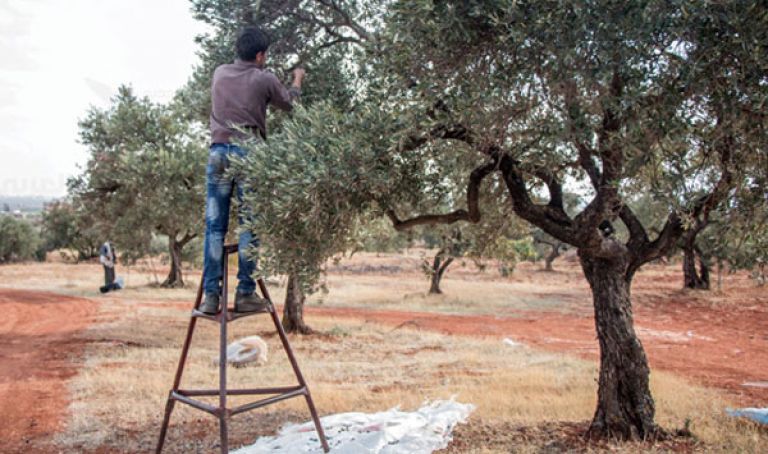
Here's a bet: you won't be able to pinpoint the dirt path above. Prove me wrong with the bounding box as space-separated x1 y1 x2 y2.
0 289 98 452
305 300 768 406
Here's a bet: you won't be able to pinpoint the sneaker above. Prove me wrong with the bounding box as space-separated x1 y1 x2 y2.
234 291 269 313
199 293 221 315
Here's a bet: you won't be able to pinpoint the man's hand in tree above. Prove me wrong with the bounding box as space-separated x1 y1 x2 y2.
292 68 306 89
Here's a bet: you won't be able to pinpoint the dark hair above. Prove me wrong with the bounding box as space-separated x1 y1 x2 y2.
236 26 270 61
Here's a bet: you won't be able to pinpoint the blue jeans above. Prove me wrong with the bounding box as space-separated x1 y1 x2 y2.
202 143 259 296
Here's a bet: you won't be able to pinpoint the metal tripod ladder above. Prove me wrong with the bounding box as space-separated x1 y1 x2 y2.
156 243 330 453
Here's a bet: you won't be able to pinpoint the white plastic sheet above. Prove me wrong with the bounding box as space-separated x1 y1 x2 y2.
233 399 475 454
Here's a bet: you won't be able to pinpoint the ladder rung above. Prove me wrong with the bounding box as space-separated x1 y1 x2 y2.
171 391 219 415
177 386 305 397
230 306 273 320
230 388 307 416
191 307 273 322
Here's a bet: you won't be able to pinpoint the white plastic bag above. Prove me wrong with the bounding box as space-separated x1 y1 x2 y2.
214 336 268 367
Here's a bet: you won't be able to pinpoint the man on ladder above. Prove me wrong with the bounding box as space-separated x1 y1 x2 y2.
157 27 327 453
201 26 305 315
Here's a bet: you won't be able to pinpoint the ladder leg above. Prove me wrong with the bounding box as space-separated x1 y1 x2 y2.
219 413 229 454
156 278 204 452
303 392 330 452
219 254 229 453
172 277 204 390
257 279 330 452
156 394 176 453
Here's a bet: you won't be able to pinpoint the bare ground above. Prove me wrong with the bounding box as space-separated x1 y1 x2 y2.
0 253 766 452
0 289 97 453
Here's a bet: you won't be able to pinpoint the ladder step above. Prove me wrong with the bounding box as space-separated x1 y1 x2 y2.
191 307 273 322
231 388 308 416
170 391 219 415
177 386 305 397
170 387 308 416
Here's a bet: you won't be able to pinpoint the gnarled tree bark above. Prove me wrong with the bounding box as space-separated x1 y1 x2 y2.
580 247 659 440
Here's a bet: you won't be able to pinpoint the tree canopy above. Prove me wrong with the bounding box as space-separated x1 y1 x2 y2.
229 0 767 440
72 86 207 287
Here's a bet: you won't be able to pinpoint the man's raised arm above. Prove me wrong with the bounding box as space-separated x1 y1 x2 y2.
269 68 305 112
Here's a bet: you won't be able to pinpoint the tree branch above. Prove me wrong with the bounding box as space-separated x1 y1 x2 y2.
178 232 197 247
576 141 600 188
312 0 370 41
533 169 565 212
572 68 626 247
619 204 649 252
561 79 600 189
398 123 473 153
386 159 496 231
439 257 455 276
626 131 734 279
499 154 577 245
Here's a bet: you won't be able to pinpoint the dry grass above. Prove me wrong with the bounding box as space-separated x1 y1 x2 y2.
1 254 765 452
0 251 592 315
56 296 765 453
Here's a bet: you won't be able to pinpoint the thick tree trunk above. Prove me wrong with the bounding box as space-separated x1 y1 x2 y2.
161 237 184 288
580 250 660 440
683 245 710 290
428 254 453 294
282 273 313 334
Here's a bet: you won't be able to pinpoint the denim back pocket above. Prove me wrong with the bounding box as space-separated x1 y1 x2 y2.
207 149 230 183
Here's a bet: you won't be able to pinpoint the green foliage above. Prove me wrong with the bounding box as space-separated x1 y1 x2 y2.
235 102 383 290
71 86 206 284
354 217 411 253
698 181 768 281
234 97 512 290
176 0 371 123
215 1 767 297
491 236 537 277
40 200 101 260
0 216 42 263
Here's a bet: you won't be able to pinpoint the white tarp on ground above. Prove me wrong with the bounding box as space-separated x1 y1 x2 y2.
233 399 475 454
727 407 768 425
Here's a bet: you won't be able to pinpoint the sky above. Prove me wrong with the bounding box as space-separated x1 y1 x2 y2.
0 0 211 197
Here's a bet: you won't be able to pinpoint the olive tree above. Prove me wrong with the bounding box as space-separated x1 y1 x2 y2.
373 0 766 439
72 86 207 287
182 0 375 331
696 178 768 289
235 0 766 440
40 199 102 261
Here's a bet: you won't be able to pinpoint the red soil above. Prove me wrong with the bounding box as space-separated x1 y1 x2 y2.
0 262 765 451
0 289 97 452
